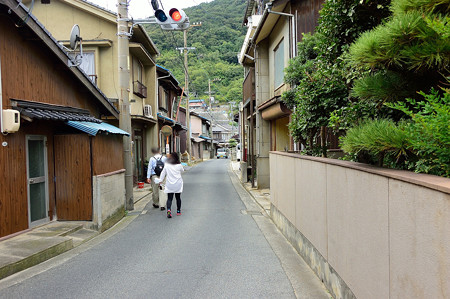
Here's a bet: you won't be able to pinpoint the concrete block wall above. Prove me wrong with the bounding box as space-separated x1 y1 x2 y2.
269 152 450 299
92 170 126 230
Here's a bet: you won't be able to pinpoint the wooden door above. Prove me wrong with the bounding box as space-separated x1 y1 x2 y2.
54 135 92 220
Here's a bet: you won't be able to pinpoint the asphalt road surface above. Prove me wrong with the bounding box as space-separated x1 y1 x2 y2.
0 160 319 299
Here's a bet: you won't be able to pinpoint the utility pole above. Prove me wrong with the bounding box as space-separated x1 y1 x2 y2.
181 22 202 161
183 29 192 160
117 0 133 210
208 79 214 158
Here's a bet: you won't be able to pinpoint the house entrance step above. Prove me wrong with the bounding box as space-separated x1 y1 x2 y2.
67 228 98 247
28 222 84 238
0 234 73 280
0 222 97 281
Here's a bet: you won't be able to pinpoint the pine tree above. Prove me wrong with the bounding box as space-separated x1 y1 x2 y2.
349 0 450 102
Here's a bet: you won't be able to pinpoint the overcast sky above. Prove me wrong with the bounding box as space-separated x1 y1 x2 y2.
91 0 211 18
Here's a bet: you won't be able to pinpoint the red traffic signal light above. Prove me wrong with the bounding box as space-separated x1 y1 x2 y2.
169 8 186 23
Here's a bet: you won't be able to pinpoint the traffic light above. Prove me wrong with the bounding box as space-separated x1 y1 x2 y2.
169 8 185 23
155 9 174 30
169 8 189 30
153 6 189 31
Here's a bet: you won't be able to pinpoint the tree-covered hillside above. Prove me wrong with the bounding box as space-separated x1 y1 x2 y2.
145 0 246 104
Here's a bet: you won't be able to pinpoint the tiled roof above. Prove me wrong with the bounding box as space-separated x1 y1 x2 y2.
12 99 101 123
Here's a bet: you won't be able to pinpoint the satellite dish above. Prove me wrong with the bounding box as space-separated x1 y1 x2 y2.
68 24 83 68
69 24 81 51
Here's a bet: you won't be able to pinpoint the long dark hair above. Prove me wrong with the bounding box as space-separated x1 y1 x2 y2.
168 152 181 164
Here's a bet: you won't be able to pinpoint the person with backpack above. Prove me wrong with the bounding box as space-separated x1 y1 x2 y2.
146 147 167 210
155 152 184 218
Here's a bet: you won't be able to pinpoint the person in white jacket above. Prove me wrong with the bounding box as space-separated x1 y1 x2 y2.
155 152 184 218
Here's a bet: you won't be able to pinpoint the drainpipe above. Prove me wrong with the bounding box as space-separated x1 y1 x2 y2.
266 5 296 60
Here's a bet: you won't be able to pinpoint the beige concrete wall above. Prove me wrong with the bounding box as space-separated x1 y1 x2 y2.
92 170 125 230
270 152 450 299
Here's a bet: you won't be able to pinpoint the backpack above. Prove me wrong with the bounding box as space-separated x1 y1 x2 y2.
154 157 164 176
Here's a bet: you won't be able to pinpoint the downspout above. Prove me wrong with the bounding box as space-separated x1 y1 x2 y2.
266 8 295 59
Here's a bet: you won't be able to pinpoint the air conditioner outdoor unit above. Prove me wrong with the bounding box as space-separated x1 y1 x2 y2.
144 105 153 118
2 109 20 133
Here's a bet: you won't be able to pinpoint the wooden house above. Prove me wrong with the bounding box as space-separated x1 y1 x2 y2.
0 0 127 238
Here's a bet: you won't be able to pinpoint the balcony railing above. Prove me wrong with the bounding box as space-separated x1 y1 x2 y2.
133 80 147 98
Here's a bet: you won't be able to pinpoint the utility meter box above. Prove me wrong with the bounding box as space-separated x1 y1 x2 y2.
2 109 20 133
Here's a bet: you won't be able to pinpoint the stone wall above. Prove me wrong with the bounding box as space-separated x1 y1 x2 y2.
92 170 126 231
269 152 450 299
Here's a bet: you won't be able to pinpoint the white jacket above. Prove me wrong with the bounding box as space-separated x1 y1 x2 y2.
155 163 184 193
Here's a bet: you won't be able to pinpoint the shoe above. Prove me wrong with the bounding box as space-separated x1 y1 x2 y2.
167 210 172 218
160 207 165 211
153 204 159 209
177 210 181 216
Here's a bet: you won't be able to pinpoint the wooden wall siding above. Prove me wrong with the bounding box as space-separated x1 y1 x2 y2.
54 135 92 221
92 135 124 176
0 17 99 115
0 121 56 237
292 0 324 42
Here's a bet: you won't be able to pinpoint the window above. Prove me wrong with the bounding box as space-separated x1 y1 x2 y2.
69 52 96 84
158 87 169 112
132 57 147 98
274 39 285 89
164 90 169 110
172 96 179 118
132 57 143 83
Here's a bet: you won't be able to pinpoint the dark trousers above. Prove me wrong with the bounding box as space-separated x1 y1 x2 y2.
167 193 181 211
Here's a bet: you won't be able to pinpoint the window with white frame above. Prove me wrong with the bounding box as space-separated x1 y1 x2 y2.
274 39 285 89
69 52 96 84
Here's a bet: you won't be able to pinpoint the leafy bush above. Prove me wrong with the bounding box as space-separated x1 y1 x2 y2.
387 89 450 176
341 90 450 177
283 34 349 151
282 0 391 154
317 0 391 61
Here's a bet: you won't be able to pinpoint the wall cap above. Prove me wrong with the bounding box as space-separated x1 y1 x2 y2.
95 169 126 178
270 151 450 194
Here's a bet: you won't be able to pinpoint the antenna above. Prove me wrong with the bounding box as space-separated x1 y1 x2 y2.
68 24 83 67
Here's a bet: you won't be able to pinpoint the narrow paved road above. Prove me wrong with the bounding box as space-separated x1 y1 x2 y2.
0 160 311 298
